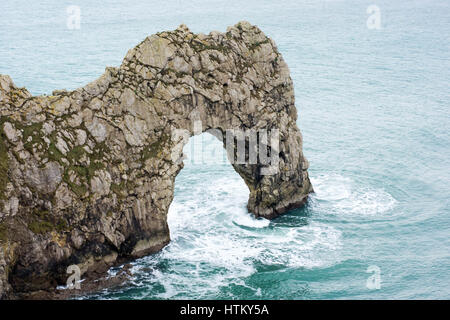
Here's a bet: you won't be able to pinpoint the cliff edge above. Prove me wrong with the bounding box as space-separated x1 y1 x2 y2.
0 21 312 298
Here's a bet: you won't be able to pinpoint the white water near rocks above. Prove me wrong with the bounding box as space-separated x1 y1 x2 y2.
1 0 449 299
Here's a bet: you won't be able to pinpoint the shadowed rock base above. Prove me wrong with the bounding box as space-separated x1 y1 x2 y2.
0 21 312 299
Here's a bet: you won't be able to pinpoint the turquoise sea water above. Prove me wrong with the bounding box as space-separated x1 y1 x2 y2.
1 0 449 299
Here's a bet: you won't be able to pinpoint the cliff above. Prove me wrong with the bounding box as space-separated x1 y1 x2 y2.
0 21 312 298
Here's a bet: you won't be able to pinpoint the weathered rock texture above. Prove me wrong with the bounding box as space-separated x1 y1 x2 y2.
0 22 312 298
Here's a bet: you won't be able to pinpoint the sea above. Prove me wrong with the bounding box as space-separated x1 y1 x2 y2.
0 0 449 299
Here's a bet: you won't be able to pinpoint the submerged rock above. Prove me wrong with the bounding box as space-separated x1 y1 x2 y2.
0 21 312 299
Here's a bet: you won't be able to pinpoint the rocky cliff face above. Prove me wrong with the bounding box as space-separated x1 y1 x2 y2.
0 21 312 298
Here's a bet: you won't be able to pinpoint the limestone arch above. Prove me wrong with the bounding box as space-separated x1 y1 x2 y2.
0 21 312 297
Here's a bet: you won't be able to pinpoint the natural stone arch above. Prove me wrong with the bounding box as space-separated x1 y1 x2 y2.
0 21 312 298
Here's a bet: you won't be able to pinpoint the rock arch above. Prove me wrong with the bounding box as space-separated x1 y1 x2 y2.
0 21 312 298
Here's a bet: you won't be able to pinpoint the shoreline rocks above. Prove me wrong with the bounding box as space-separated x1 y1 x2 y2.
0 21 312 299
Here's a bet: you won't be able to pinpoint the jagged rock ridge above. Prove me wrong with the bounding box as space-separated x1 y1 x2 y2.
0 21 312 298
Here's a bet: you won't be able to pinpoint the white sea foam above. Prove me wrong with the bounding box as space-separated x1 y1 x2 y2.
311 174 397 216
129 171 344 299
121 171 398 299
115 135 346 298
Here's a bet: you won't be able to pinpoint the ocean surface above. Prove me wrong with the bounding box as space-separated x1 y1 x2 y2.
1 0 449 299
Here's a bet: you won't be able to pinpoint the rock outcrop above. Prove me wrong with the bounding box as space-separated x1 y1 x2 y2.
0 21 312 298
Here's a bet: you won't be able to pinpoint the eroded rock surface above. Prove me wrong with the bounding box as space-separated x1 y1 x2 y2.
0 22 312 298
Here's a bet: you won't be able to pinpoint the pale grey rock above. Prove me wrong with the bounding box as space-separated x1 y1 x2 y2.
85 117 107 143
88 97 103 110
53 96 71 115
135 36 175 68
23 161 63 195
75 129 87 146
90 170 112 198
123 115 148 146
55 136 69 155
42 122 55 135
0 22 312 299
67 113 83 127
70 229 85 250
120 88 135 108
3 122 20 143
54 183 73 210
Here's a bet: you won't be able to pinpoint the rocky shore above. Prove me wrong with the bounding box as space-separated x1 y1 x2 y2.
0 21 312 299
